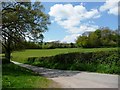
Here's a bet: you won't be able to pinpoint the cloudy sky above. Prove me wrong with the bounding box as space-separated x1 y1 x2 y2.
41 0 118 43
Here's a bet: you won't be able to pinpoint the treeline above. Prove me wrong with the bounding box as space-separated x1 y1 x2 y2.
25 41 77 49
76 27 120 48
2 41 77 53
18 41 77 49
20 27 120 49
42 41 76 49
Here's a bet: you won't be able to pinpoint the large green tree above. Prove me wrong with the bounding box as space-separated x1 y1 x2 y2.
1 2 50 63
76 36 89 48
88 32 99 48
76 27 119 48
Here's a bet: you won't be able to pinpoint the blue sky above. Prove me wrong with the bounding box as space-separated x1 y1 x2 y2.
41 1 118 43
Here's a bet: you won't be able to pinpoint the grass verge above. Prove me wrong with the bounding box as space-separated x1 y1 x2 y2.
2 63 59 89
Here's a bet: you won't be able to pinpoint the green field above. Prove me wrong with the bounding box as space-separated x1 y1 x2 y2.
12 48 118 63
2 63 59 88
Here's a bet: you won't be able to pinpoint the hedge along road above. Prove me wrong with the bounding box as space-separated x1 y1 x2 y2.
11 61 118 88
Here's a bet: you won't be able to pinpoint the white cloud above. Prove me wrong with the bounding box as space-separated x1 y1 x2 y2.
108 6 118 15
49 4 100 23
48 3 100 43
49 4 74 20
68 24 98 34
99 0 119 15
46 39 56 42
61 34 80 43
44 38 58 42
51 20 55 23
49 4 100 33
61 24 98 43
85 9 101 19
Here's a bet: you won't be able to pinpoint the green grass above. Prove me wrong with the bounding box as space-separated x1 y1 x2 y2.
2 63 58 88
11 48 117 63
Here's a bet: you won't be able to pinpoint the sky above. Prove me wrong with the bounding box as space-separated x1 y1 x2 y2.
41 0 118 43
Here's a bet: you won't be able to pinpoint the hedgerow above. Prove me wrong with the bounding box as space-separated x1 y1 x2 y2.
26 50 120 74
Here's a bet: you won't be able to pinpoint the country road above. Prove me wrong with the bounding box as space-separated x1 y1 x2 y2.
11 61 119 88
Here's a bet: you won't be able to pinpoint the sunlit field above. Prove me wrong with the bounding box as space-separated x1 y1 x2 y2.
11 48 118 63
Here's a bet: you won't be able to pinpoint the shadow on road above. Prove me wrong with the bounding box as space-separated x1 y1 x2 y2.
11 61 80 78
37 68 80 78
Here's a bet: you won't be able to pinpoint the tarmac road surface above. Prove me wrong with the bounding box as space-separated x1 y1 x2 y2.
12 61 119 88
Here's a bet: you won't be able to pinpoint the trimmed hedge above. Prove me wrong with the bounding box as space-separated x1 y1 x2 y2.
26 50 120 74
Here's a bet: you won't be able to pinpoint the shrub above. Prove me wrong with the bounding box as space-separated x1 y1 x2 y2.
26 50 120 74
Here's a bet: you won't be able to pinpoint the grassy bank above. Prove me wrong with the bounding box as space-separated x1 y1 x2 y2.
11 48 117 63
2 63 58 89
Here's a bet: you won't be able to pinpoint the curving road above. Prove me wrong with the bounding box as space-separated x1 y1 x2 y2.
11 61 119 88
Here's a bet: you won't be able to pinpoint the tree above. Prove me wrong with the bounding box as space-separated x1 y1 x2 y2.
1 2 50 63
76 36 88 47
88 32 99 48
76 27 120 48
100 28 112 46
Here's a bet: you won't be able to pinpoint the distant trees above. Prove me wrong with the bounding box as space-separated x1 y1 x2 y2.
1 2 50 63
42 41 76 49
6 41 76 50
76 27 120 48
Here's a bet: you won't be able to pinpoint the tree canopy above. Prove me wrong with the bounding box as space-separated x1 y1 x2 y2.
1 2 50 63
76 27 119 48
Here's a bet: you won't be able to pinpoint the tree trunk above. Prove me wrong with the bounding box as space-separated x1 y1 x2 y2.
4 36 11 64
4 49 11 63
